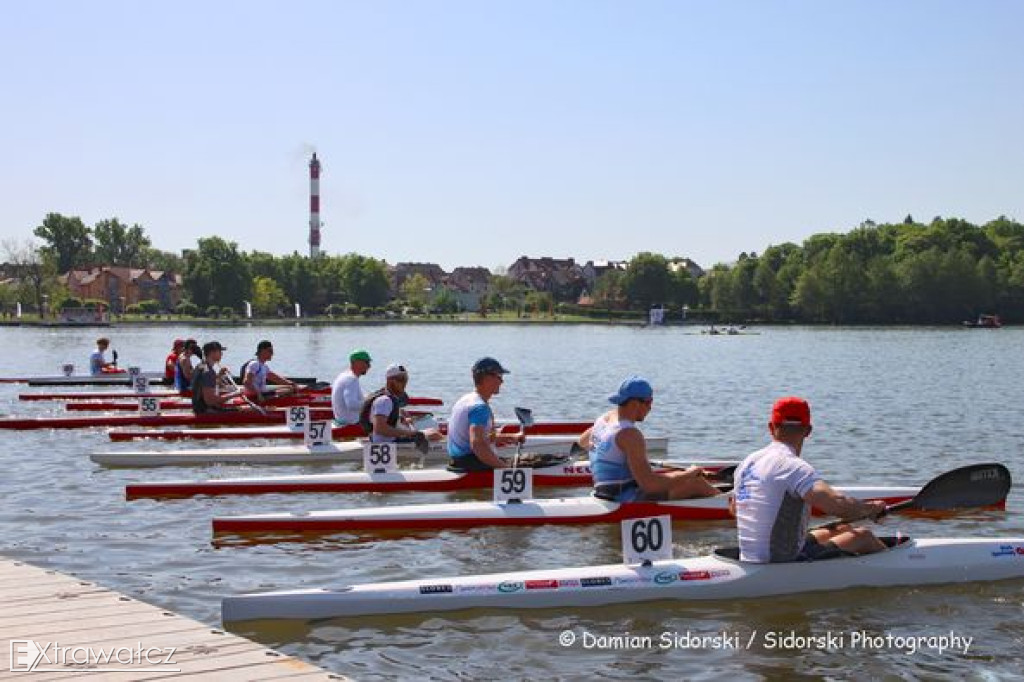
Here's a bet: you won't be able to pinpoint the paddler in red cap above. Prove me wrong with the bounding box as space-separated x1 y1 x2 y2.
730 397 887 563
165 339 185 384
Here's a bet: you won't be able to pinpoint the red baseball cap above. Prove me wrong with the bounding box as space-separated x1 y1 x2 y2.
771 397 811 427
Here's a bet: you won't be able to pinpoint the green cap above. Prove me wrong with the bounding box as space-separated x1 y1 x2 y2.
350 349 372 363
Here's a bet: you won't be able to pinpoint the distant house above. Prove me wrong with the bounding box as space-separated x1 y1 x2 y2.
507 256 586 301
443 266 492 312
581 259 628 289
389 262 448 297
668 257 705 280
61 266 183 312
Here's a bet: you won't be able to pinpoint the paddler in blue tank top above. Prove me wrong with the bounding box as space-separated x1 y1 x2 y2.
579 376 719 502
447 357 525 471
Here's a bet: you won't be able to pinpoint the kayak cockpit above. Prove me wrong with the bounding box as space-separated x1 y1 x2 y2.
712 535 912 563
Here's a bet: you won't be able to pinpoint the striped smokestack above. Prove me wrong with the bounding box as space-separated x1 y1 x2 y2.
309 152 322 258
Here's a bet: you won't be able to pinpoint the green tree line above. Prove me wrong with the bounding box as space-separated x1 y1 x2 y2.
698 215 1024 323
16 211 1024 322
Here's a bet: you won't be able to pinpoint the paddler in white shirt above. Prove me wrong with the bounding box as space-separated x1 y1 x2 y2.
729 397 887 563
446 357 525 472
359 363 442 443
242 340 297 403
331 349 372 425
579 376 719 502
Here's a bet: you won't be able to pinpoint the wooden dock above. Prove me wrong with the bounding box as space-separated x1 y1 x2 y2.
0 558 343 680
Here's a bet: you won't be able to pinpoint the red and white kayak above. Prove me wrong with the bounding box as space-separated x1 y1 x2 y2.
64 393 444 409
20 389 183 401
221 537 1024 621
97 435 644 468
107 420 594 442
65 395 443 412
211 485 920 535
125 450 708 498
0 371 165 386
0 407 337 431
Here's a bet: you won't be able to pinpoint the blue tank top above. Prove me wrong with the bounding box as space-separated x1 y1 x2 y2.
589 415 638 486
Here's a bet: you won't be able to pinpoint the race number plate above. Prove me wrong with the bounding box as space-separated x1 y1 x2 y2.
138 396 161 417
621 515 673 565
493 467 534 504
287 405 309 431
304 421 331 448
363 442 398 474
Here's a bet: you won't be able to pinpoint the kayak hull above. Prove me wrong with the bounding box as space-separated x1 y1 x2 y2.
107 420 594 441
125 452 723 498
221 537 1024 621
211 486 920 534
99 435 647 468
64 394 442 411
0 407 339 430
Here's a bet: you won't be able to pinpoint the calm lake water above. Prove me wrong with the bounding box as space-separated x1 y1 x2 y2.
1 324 1022 680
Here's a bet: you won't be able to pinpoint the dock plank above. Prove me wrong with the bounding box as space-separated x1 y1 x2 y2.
0 558 341 680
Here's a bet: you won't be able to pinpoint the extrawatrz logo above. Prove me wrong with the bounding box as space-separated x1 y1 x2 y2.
9 640 179 673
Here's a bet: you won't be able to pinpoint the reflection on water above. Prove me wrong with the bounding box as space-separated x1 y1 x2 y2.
1 325 1023 679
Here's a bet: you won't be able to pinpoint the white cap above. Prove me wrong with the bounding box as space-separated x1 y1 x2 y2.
385 363 408 379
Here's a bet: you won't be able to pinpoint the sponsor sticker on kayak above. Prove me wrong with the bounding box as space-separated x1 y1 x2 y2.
418 584 453 594
654 571 678 585
557 579 581 588
526 580 559 590
561 465 592 475
498 581 525 593
991 545 1024 558
580 577 612 587
455 584 499 594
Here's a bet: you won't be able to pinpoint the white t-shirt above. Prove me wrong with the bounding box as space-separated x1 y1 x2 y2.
244 359 270 393
733 440 821 563
331 369 363 424
369 394 397 443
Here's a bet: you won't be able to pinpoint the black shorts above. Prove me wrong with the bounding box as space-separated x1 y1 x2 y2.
796 534 844 562
448 452 491 472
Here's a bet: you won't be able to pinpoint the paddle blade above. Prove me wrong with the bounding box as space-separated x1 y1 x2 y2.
514 407 535 428
906 463 1012 512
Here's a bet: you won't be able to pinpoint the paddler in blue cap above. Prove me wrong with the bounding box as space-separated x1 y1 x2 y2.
447 357 524 471
580 375 719 502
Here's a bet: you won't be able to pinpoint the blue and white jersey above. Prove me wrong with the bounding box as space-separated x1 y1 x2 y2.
89 349 106 375
734 440 821 563
588 414 638 486
447 391 494 457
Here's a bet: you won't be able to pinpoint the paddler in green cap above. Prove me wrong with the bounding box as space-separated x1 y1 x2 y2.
331 348 372 425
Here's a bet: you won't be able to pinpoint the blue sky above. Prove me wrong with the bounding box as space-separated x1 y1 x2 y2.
2 1 1022 271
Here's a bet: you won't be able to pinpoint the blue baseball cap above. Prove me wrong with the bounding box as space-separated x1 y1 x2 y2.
608 376 654 405
472 357 510 378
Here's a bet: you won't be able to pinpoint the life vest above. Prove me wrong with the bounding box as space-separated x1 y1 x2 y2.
190 362 214 413
358 388 408 435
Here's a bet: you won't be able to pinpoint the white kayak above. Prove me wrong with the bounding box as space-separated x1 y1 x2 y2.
211 485 919 533
94 435 664 468
126 458 736 499
222 537 1024 621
